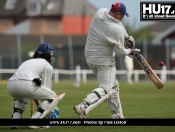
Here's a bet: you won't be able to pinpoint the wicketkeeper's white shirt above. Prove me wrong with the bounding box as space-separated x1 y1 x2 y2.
85 8 131 66
9 58 53 89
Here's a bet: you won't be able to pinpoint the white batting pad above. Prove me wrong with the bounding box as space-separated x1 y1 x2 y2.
39 93 65 119
84 89 118 115
85 94 108 115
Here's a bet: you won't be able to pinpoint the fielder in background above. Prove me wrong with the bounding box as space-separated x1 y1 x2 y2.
7 43 64 129
124 55 134 84
74 2 140 119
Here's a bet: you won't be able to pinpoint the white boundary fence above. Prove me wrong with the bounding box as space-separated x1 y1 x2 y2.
0 68 175 83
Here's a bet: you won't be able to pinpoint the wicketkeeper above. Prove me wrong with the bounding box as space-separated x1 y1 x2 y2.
74 2 140 119
7 43 65 129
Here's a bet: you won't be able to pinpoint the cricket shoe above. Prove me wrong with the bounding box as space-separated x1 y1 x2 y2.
46 106 59 119
50 107 59 119
73 104 86 119
111 113 124 119
28 126 50 129
10 126 18 129
39 93 65 119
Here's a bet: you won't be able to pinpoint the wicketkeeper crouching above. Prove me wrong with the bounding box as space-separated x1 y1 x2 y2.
7 43 65 129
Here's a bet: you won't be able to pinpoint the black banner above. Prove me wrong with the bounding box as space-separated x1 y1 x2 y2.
0 119 174 126
140 2 175 21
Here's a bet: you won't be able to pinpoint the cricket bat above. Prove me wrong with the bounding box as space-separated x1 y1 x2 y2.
135 53 163 89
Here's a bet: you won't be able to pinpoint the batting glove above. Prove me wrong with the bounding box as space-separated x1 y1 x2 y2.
132 48 141 54
125 36 135 48
128 48 141 58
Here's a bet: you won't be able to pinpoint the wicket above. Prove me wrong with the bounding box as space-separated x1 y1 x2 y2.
30 99 34 117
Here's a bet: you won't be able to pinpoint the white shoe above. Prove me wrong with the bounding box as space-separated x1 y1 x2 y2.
73 104 86 119
28 126 50 129
111 113 124 119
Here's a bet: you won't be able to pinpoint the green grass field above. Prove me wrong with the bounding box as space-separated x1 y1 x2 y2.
0 81 175 132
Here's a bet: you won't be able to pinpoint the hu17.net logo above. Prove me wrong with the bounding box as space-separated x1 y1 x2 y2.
140 2 175 21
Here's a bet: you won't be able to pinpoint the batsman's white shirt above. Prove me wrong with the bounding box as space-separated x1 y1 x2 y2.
85 8 131 66
83 8 130 118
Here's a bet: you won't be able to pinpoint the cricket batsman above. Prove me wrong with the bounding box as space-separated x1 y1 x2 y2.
7 43 65 129
74 2 140 118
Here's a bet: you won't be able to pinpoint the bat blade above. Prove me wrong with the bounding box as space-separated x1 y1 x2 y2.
136 54 163 89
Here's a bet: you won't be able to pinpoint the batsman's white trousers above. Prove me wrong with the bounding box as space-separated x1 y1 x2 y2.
7 80 57 111
84 63 123 117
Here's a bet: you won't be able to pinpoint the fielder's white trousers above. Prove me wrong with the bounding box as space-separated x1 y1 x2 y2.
83 63 124 117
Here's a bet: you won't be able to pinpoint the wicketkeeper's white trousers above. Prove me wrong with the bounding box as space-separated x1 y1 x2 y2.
7 80 57 118
83 63 124 117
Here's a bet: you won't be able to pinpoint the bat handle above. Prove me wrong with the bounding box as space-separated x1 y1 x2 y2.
129 46 140 60
130 45 142 62
135 53 142 62
130 46 149 71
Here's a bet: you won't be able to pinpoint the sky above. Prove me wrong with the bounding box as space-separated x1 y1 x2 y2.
87 0 175 28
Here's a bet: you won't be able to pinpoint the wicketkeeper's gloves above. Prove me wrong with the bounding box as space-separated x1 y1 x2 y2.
33 78 42 87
